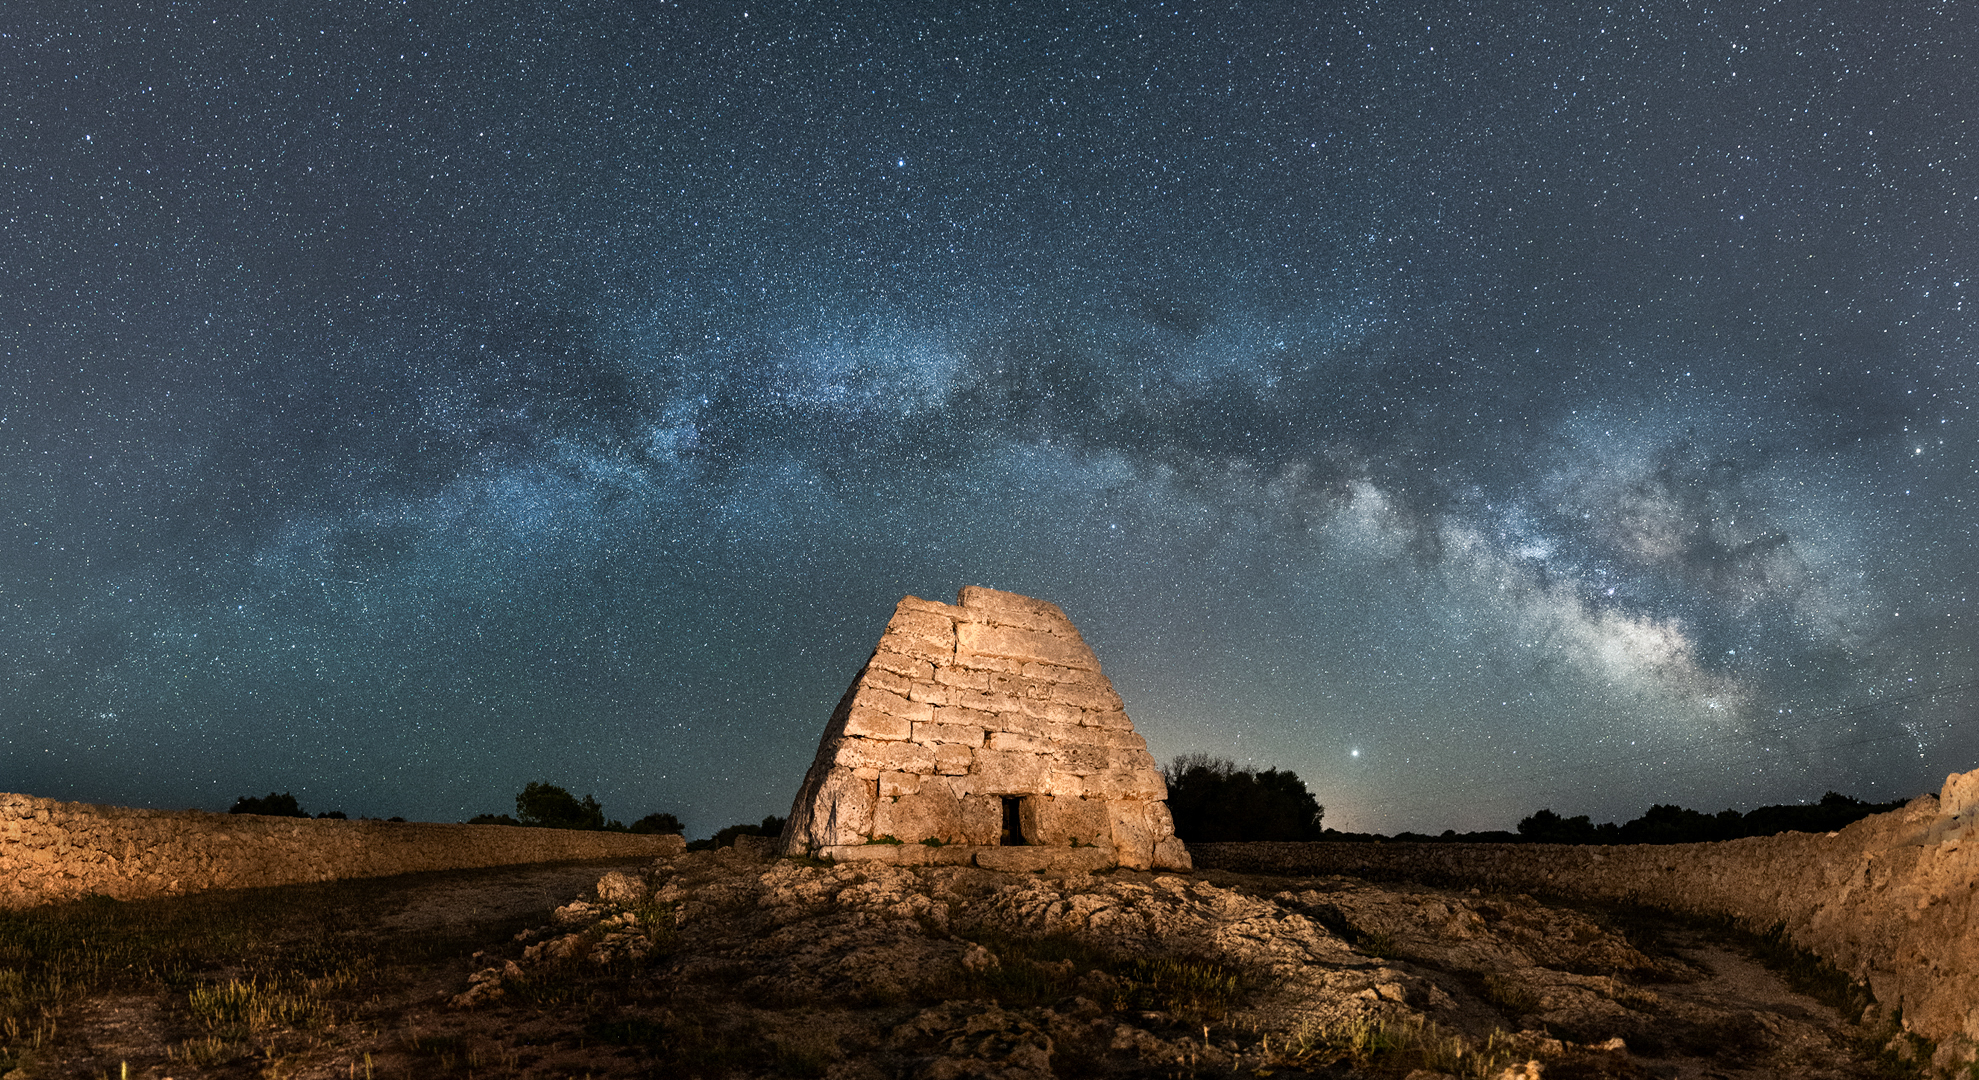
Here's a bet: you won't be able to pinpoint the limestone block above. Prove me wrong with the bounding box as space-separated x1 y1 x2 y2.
1082 709 1134 731
869 650 934 681
875 630 951 666
1055 746 1110 776
1094 729 1147 750
879 771 920 798
1087 769 1166 800
843 708 912 741
970 749 1048 793
955 622 1099 671
1108 801 1157 871
952 654 1025 675
1108 747 1159 773
934 666 990 691
888 607 959 641
990 713 1059 740
1018 698 1084 725
1043 771 1086 797
1152 836 1193 871
913 720 987 747
959 585 1072 621
974 846 1115 874
958 794 1004 845
928 705 993 731
861 666 913 697
896 595 968 620
1026 796 1111 847
934 744 974 775
907 680 953 706
873 783 963 844
1049 677 1125 712
988 673 1053 700
851 686 934 724
986 731 1055 755
834 739 938 775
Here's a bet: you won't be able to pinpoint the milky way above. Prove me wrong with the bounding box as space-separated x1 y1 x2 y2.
4 3 1974 834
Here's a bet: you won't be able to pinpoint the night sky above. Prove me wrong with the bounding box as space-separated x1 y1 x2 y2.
5 2 1975 837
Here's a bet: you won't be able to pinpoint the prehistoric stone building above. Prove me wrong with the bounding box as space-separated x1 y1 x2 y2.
781 586 1191 872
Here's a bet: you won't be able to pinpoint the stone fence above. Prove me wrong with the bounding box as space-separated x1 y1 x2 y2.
1195 767 1979 1074
1 792 685 909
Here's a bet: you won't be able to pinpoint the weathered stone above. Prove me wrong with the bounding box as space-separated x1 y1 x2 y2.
985 731 1055 755
810 769 877 847
958 794 1003 845
782 587 1186 875
913 720 987 747
1107 800 1159 871
873 783 963 844
956 622 1098 671
868 650 934 681
970 749 1048 794
843 708 911 741
926 705 993 730
834 739 938 775
1025 796 1111 847
851 686 933 724
974 846 1115 873
934 744 974 775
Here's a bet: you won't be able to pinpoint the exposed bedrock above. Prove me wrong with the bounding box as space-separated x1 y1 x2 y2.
1197 766 1979 1073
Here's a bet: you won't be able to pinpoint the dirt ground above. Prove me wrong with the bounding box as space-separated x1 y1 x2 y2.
0 854 1921 1080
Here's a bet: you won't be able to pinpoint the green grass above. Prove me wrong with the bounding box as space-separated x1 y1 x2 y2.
1280 1012 1523 1080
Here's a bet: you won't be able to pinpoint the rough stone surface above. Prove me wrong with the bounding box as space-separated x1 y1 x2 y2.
782 587 1189 873
1195 766 1979 1073
448 847 1912 1078
0 792 685 909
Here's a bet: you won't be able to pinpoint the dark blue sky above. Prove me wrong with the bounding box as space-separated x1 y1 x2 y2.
5 1 1974 835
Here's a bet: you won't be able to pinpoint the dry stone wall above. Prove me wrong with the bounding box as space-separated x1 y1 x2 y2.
1196 767 1979 1073
1 792 685 909
782 586 1190 872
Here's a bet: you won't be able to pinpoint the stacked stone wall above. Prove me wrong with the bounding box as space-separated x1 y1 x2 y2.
1196 767 1979 1071
783 586 1189 871
1 792 685 909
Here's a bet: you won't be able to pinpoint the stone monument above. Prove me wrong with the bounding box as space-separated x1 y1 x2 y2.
780 586 1192 872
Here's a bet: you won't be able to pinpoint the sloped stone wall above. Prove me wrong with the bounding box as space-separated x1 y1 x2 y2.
1 792 685 909
782 586 1189 871
1197 767 1979 1073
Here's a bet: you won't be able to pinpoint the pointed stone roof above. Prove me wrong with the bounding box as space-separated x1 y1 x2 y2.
781 586 1190 872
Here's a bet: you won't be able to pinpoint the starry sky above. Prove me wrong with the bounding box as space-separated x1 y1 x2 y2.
5 1 1975 837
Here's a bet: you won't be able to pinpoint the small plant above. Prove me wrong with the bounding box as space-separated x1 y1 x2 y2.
920 837 948 847
1483 972 1542 1016
864 834 904 845
1280 1013 1520 1079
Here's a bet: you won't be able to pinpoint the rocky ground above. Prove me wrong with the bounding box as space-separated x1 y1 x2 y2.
2 848 1925 1079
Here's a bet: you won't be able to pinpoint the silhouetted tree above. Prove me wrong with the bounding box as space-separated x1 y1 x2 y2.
230 792 307 818
514 781 606 830
466 813 521 826
686 814 787 851
314 810 348 820
629 812 684 835
1162 755 1324 842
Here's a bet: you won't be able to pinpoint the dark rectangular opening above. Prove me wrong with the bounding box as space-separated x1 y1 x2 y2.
999 796 1027 846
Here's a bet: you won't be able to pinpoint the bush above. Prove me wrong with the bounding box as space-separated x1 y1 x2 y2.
514 782 607 830
629 812 684 835
229 792 308 818
686 815 787 852
1162 755 1324 842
